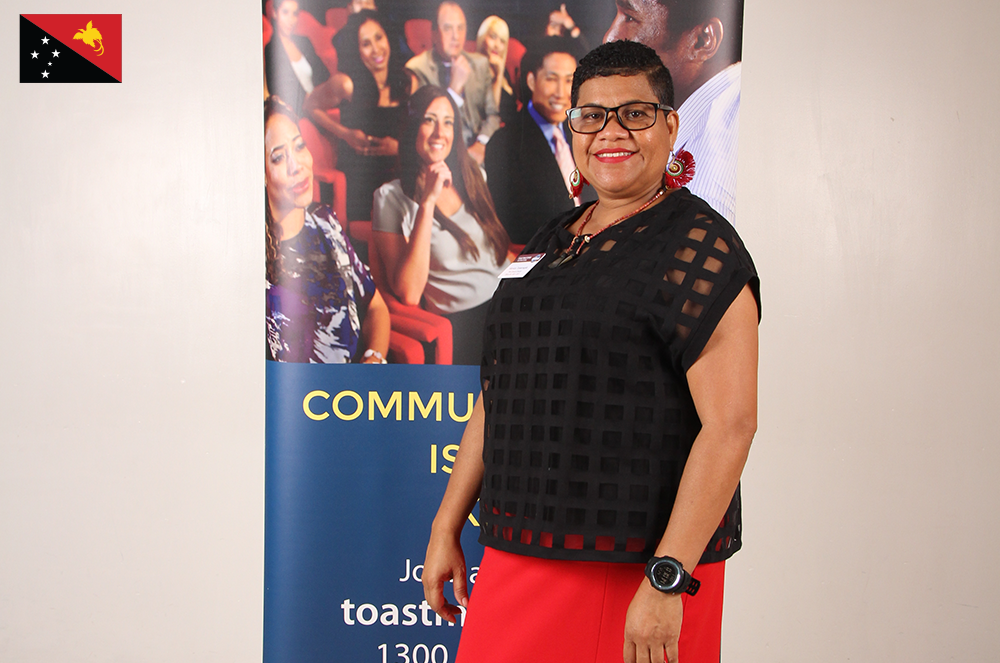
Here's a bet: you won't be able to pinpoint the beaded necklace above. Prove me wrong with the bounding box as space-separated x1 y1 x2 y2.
548 186 666 269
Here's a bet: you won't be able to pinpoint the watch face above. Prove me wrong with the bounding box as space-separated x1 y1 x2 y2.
652 560 680 590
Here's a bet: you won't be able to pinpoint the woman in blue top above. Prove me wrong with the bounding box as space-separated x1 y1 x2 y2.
264 96 390 363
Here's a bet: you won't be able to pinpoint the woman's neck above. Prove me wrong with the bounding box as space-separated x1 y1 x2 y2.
271 204 307 242
588 182 669 233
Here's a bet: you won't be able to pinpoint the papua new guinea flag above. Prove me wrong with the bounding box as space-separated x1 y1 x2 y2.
20 14 121 83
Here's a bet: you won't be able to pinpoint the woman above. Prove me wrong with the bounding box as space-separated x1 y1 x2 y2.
422 41 760 663
264 0 330 117
264 96 390 364
371 86 511 365
476 16 516 127
305 10 418 221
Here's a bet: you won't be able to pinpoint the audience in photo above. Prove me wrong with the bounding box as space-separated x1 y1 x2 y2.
545 3 590 52
406 2 501 165
371 86 511 365
485 36 591 245
475 16 517 128
305 10 418 221
264 96 391 364
264 0 331 117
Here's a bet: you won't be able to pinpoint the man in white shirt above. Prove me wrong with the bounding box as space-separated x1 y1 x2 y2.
604 0 743 223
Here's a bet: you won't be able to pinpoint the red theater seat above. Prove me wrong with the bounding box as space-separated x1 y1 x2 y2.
294 9 338 73
405 19 432 56
383 295 453 365
326 7 349 33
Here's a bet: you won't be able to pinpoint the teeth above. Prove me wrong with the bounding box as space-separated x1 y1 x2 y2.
600 151 631 157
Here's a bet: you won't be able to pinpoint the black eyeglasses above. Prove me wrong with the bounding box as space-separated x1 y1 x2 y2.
566 102 673 134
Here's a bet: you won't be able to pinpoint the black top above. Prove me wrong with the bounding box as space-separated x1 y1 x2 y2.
338 100 406 221
478 188 760 564
264 33 330 118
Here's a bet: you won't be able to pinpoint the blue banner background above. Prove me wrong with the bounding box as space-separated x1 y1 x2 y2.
264 363 484 663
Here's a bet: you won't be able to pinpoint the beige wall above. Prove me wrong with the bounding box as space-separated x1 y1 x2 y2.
2 0 998 661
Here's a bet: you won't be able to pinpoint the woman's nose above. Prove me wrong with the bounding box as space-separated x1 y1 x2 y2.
600 110 629 136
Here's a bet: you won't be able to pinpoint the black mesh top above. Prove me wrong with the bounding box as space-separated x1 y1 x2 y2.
478 188 760 564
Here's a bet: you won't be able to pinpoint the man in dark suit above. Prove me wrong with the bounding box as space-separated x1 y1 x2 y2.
484 37 592 245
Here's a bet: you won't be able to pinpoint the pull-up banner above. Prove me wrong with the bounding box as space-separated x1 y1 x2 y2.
263 0 744 660
265 364 480 661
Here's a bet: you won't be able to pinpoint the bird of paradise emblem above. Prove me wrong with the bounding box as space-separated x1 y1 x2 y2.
73 20 104 56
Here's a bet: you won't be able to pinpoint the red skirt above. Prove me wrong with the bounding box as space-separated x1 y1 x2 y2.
456 548 725 663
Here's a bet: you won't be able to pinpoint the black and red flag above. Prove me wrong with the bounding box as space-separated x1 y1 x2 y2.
20 14 121 83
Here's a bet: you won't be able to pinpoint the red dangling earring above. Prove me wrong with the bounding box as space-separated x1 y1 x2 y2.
664 149 696 188
569 168 588 199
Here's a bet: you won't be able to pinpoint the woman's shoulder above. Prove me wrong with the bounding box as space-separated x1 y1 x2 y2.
662 188 758 287
372 180 418 232
306 204 346 235
374 179 406 200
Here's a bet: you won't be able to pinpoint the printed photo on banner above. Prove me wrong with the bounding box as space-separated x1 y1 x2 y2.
263 0 742 366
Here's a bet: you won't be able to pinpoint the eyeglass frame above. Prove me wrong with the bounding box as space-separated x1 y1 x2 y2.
565 102 675 134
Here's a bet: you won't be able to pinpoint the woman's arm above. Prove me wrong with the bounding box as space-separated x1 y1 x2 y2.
371 163 452 305
303 74 370 152
358 289 391 362
623 284 759 663
422 393 486 622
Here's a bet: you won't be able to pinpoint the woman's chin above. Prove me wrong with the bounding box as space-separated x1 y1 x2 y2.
294 190 313 208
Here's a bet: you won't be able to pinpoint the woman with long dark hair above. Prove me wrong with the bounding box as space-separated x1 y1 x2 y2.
304 9 417 221
264 96 390 363
371 86 511 365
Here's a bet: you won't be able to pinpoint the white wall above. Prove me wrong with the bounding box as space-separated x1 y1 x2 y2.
2 0 998 661
1 2 264 661
728 1 1000 660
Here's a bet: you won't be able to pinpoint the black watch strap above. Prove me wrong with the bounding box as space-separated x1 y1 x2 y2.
644 556 700 596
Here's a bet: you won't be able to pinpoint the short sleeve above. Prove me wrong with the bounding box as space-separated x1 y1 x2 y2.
371 181 414 237
658 210 760 374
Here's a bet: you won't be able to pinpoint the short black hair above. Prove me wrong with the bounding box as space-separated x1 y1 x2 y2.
520 36 582 79
571 40 674 108
658 0 744 63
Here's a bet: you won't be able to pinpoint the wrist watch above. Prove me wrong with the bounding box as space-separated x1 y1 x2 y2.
363 349 387 364
644 556 700 596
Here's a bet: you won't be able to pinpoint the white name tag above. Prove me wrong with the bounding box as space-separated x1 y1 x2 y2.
498 253 545 279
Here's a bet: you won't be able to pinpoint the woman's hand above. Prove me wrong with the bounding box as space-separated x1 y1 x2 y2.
415 162 453 206
487 51 505 80
363 136 399 157
344 128 371 153
623 582 683 663
422 524 469 624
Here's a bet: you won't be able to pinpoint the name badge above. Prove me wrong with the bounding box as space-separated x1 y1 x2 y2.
498 253 545 279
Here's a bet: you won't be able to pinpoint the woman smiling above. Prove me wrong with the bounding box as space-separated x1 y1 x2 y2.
371 86 510 365
304 10 418 221
422 41 760 662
